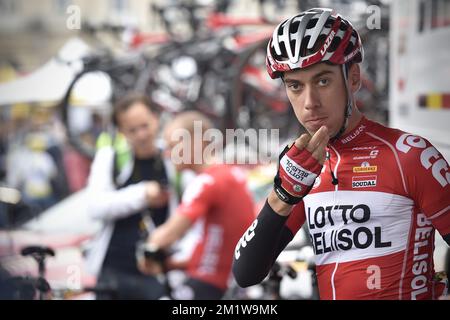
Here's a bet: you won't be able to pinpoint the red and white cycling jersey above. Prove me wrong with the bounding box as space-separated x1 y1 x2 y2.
286 116 450 300
177 164 255 290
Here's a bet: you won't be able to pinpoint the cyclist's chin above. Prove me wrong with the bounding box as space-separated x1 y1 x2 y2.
304 126 320 137
174 162 191 172
134 144 156 158
304 123 335 138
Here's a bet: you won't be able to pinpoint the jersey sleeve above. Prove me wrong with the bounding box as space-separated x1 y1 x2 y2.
176 173 216 222
286 202 307 235
395 133 450 235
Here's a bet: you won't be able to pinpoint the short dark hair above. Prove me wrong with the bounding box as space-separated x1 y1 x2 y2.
112 92 153 127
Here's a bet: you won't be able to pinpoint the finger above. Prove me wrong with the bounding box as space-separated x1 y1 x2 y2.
294 133 311 150
311 128 329 157
307 126 328 150
306 126 329 153
311 135 329 164
137 258 147 274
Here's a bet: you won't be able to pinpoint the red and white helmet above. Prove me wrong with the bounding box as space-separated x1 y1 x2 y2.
266 8 363 79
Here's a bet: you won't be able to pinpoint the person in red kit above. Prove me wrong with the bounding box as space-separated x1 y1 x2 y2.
139 111 255 299
232 8 450 300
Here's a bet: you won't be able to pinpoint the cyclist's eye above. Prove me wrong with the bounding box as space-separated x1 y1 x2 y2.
318 78 329 86
286 82 302 92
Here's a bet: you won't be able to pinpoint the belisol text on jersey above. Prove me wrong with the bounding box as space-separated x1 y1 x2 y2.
285 158 310 181
306 204 392 254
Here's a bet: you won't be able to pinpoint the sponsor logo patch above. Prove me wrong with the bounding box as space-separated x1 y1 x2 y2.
306 203 392 255
396 133 450 187
353 165 378 173
340 124 366 144
352 146 377 151
352 175 377 188
353 149 379 160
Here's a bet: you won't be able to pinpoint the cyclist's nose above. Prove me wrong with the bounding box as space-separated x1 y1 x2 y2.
303 86 320 110
136 126 151 141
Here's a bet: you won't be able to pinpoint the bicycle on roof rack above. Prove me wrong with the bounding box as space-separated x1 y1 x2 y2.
141 0 299 135
60 0 389 160
60 1 298 160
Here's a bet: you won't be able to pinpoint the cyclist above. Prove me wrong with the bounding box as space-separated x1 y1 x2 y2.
232 8 450 300
139 111 255 300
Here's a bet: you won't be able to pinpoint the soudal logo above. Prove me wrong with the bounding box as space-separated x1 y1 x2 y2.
320 30 336 56
352 176 377 188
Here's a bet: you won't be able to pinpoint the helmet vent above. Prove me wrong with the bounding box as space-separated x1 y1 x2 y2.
289 20 301 34
329 37 341 53
299 35 311 57
306 18 318 29
344 40 354 55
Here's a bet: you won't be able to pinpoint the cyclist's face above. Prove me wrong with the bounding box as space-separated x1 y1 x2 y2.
117 102 159 158
163 125 199 172
283 63 349 137
164 136 188 172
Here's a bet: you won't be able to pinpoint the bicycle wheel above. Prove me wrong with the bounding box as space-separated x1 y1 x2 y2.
60 56 141 159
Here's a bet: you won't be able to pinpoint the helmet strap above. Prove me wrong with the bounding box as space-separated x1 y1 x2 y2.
331 63 353 142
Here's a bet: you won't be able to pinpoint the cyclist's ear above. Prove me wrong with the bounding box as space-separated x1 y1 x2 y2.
349 63 361 93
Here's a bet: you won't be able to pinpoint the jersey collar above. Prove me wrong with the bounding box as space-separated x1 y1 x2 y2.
331 116 370 149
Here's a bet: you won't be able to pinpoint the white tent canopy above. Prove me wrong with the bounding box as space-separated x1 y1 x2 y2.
0 38 112 107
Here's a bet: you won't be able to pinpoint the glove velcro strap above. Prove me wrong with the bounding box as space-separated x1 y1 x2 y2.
274 173 304 205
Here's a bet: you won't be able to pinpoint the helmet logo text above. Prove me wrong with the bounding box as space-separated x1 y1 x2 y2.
320 30 336 56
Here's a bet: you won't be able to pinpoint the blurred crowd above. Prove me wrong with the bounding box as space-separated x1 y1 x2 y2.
0 103 102 226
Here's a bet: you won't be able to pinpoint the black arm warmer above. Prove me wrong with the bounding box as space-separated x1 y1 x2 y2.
232 200 295 287
444 233 450 247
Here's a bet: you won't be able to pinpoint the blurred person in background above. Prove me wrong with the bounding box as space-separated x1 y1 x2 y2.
6 132 58 214
84 93 176 299
34 107 70 201
139 111 255 300
0 111 9 182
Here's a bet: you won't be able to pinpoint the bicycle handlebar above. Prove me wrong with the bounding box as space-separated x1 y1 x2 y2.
21 246 55 259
